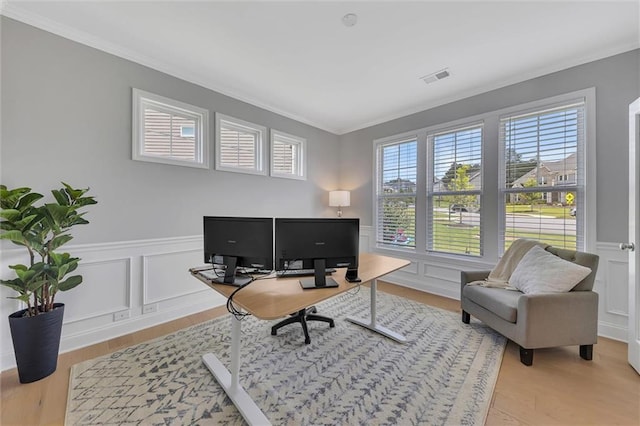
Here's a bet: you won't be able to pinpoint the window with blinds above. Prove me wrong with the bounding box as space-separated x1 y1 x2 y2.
429 125 483 256
215 114 266 175
500 102 585 252
270 130 306 180
375 138 417 249
132 89 208 168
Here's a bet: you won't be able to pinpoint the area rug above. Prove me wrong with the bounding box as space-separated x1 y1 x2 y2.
65 287 506 425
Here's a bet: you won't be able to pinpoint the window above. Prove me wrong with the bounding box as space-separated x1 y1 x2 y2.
375 138 418 249
132 89 209 168
429 125 483 256
270 130 306 180
373 88 594 261
215 113 267 175
500 101 585 251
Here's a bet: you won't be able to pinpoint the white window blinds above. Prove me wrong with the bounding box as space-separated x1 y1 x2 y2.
500 102 585 251
270 130 306 180
132 89 208 169
376 139 417 248
429 125 483 256
215 114 266 175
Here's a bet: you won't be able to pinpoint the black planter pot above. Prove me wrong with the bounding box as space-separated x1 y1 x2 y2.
8 303 65 383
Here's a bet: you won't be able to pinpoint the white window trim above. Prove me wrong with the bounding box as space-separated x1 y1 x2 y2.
215 113 267 175
270 129 307 180
132 88 209 169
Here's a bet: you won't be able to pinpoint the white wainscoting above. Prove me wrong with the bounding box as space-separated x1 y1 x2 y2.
360 226 630 342
0 236 225 372
0 230 630 371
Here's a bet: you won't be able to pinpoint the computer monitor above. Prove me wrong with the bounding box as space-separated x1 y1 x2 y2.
275 218 360 289
203 216 273 286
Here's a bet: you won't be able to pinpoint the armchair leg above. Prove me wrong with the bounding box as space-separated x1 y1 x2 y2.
580 344 593 361
462 310 470 324
519 346 533 366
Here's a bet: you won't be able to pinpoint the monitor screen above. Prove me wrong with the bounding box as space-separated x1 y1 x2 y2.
275 218 359 288
203 216 273 285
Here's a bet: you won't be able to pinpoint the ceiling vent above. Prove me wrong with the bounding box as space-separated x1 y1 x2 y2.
420 68 451 84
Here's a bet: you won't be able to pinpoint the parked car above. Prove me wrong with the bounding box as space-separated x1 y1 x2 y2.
450 204 468 212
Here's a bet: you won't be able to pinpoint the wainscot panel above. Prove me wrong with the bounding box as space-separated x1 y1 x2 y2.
0 236 226 372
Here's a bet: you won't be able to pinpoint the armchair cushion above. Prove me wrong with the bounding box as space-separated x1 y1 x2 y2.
509 246 592 294
462 285 519 323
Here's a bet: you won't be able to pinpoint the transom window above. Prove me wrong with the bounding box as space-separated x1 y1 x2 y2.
270 130 306 180
132 89 209 168
215 113 267 175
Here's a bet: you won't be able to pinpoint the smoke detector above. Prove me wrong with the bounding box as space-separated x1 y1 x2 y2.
420 68 451 84
342 13 358 27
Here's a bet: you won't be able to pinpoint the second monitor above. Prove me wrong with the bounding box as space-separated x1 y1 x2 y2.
275 217 360 289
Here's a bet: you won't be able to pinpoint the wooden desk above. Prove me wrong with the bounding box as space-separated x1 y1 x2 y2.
191 252 410 426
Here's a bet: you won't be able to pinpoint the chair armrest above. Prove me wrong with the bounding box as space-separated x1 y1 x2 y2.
461 270 491 296
516 291 599 347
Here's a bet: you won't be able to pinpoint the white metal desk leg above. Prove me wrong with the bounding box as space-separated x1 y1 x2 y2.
345 278 407 343
202 313 271 426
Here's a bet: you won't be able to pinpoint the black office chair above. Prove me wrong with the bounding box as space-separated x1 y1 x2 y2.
271 306 334 344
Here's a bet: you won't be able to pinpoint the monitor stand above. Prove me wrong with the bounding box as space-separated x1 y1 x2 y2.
211 256 252 286
299 259 339 289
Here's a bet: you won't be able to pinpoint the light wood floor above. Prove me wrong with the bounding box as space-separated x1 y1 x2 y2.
1 282 638 425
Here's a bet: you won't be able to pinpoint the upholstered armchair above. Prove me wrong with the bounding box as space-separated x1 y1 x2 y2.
461 246 599 366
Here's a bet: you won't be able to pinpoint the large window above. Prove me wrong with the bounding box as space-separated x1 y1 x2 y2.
376 138 418 249
500 102 585 251
374 89 594 260
429 124 483 256
132 89 209 168
215 113 267 175
270 129 306 180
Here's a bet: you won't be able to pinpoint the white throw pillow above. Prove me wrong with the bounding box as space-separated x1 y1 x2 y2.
509 245 592 294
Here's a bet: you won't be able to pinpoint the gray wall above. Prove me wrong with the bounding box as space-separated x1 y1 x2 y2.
339 49 640 244
1 18 341 244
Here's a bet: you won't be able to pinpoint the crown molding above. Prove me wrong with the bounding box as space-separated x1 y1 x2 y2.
0 3 338 134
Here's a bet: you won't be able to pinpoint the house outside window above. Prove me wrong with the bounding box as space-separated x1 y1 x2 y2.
500 101 586 251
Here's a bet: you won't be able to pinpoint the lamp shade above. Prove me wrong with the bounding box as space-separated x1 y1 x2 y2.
329 190 350 207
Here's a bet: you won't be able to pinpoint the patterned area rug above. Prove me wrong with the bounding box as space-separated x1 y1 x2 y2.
66 288 506 425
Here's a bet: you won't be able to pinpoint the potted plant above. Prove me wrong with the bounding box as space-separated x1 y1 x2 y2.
0 183 97 383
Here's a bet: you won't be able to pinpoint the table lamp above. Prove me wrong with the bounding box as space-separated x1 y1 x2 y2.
329 190 350 217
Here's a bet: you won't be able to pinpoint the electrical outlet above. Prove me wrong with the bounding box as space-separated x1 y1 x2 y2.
143 303 158 314
113 310 130 322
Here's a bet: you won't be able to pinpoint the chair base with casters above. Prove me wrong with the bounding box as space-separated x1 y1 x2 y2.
460 246 599 366
271 306 335 344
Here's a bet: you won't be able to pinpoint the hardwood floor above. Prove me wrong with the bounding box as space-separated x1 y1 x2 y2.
1 283 638 425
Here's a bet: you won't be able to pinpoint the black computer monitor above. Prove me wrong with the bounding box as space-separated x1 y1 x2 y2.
203 216 273 286
275 218 360 289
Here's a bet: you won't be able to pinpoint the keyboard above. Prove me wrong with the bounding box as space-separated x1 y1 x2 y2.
276 268 336 278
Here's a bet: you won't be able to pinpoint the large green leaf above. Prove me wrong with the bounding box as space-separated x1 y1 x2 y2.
0 187 31 209
58 275 82 291
0 209 21 222
51 189 70 206
44 203 70 227
16 192 44 211
0 230 26 244
49 234 73 251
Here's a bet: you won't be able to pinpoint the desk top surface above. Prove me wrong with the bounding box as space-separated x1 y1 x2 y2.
191 252 410 320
